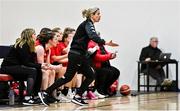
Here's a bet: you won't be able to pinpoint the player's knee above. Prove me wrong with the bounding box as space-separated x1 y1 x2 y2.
28 67 37 78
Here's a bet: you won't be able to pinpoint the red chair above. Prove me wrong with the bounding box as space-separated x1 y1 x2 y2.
0 74 13 81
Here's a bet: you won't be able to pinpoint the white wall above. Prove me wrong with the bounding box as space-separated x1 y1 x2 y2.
1 0 180 90
0 1 2 43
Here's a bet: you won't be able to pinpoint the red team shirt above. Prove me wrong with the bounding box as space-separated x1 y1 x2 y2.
50 42 68 66
88 40 112 68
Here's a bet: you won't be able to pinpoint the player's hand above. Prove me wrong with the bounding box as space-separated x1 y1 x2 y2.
62 47 69 54
49 64 62 70
110 53 117 59
105 40 119 47
145 58 151 62
41 63 50 70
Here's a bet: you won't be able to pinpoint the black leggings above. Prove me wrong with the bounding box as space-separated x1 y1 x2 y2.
1 65 38 96
46 52 95 96
95 66 120 94
33 68 42 96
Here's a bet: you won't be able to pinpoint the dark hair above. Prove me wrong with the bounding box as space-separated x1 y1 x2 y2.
62 31 71 42
52 27 61 33
37 28 55 48
39 28 51 34
37 28 51 40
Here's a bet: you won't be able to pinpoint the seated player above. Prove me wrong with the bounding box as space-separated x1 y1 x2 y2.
1 28 49 105
88 38 120 96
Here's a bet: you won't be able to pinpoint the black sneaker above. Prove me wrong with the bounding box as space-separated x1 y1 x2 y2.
38 91 49 106
23 97 36 105
33 97 42 104
71 96 88 106
47 96 60 103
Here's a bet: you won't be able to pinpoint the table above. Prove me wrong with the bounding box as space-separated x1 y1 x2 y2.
137 60 178 92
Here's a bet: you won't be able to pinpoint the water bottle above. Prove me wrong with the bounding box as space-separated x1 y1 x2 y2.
8 89 15 105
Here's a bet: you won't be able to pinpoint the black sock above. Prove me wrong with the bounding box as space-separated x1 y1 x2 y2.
72 87 76 92
61 87 69 96
88 86 95 92
75 87 80 93
76 88 83 96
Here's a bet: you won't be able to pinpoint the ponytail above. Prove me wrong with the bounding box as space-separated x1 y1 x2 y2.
82 7 99 19
82 9 88 18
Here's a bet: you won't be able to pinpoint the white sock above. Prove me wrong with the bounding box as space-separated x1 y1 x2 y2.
24 96 31 100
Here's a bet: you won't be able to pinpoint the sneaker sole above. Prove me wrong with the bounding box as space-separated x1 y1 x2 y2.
86 96 98 100
71 99 85 106
91 98 98 100
98 96 105 99
22 102 36 106
60 100 71 103
58 96 71 102
38 92 49 107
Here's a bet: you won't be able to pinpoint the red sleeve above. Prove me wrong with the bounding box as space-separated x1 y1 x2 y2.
88 40 97 48
50 47 56 56
58 42 66 55
94 50 112 62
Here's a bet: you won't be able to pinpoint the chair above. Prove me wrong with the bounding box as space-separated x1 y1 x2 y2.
137 61 159 92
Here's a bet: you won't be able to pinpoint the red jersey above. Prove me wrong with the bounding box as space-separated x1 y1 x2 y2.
88 40 112 68
50 42 68 66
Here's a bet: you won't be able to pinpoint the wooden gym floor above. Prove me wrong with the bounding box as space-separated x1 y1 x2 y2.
0 92 179 111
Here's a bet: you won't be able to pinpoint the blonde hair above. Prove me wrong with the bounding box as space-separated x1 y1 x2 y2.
82 7 100 19
14 28 35 52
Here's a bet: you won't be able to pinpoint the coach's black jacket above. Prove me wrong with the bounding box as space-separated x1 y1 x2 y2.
139 45 162 71
70 19 105 55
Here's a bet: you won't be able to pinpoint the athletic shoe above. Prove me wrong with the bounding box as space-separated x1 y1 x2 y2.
47 96 60 103
67 89 75 99
86 91 98 100
71 95 88 106
82 96 88 100
23 97 36 105
33 97 42 104
161 79 173 86
57 93 71 103
94 90 106 99
38 91 49 106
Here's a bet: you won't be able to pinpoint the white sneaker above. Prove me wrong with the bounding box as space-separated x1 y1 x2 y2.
57 93 71 103
82 91 88 100
94 90 106 99
161 79 173 86
67 89 75 99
